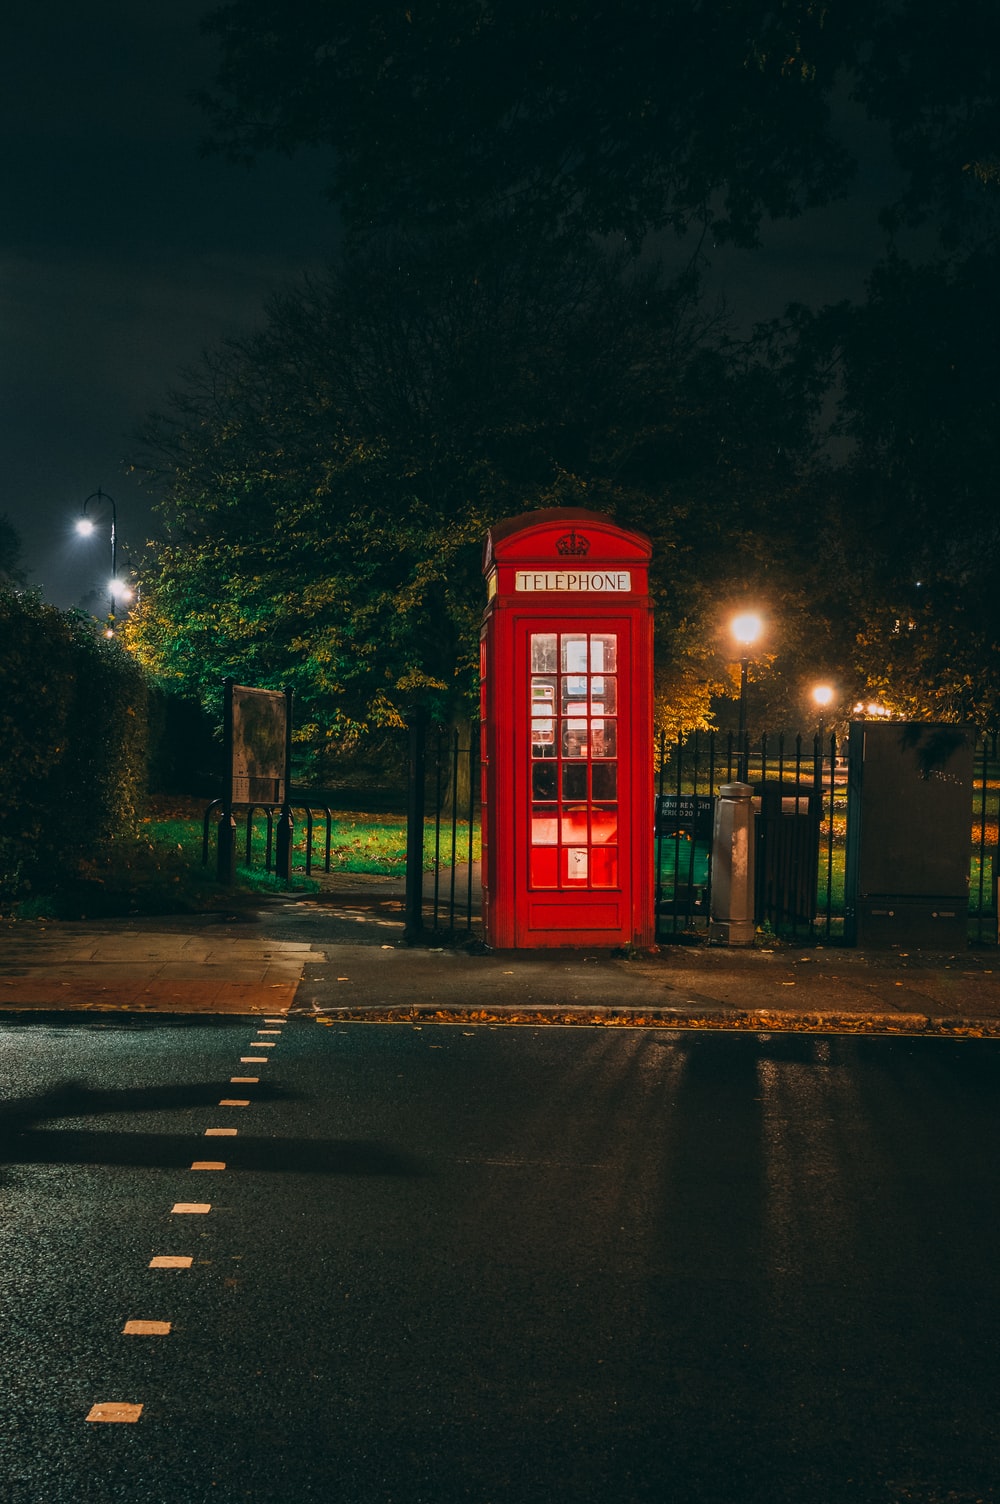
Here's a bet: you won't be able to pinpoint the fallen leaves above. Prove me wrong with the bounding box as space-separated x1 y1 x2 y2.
306 1007 998 1037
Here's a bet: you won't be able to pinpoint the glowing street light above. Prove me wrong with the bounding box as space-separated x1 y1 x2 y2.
730 612 763 782
731 612 764 650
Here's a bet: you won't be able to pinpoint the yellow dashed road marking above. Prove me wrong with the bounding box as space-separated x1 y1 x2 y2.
87 1403 143 1423
83 1007 287 1431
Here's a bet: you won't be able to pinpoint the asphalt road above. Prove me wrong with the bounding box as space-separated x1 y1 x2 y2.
1 1017 998 1504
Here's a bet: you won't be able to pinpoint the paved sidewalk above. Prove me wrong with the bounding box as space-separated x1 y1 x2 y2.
2 880 999 1034
0 917 318 1014
296 936 1000 1036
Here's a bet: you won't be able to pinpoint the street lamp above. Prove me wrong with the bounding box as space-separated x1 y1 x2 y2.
731 611 763 782
811 683 835 788
76 488 121 632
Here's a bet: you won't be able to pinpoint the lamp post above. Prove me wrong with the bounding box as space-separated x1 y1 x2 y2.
731 612 763 782
811 683 834 790
76 488 121 633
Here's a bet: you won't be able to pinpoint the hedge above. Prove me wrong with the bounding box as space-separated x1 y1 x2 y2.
0 589 149 902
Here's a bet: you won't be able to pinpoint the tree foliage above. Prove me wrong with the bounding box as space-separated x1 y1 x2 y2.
178 1 1000 732
199 0 863 248
129 234 834 755
853 0 1000 247
800 247 1000 725
200 0 1000 252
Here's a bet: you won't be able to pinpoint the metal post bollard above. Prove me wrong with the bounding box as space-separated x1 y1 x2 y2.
709 781 756 946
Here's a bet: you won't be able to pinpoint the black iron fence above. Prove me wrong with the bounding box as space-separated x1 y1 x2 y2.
972 733 999 944
655 730 999 946
423 726 479 940
655 730 836 943
402 717 480 942
201 798 335 876
206 724 998 948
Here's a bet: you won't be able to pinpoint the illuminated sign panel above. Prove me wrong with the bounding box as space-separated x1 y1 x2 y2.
515 571 631 592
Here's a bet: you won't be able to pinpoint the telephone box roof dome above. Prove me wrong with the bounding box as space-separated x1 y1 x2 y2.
483 508 651 570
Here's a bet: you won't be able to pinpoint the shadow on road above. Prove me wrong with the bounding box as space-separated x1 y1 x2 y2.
0 1078 426 1178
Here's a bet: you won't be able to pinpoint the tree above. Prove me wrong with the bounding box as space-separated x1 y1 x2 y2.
129 233 830 760
199 0 863 248
200 1 1000 255
852 0 1000 249
190 0 1000 735
798 247 1000 725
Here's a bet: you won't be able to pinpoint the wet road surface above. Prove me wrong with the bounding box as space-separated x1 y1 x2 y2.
1 1017 998 1503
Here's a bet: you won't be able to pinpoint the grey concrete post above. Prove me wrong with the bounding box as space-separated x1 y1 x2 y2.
710 781 756 946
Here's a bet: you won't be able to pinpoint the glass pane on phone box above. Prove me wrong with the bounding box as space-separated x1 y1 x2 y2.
590 635 617 672
561 807 590 843
532 763 557 799
562 720 588 757
531 634 557 672
591 762 617 799
591 720 617 757
531 676 556 710
531 807 558 844
562 637 589 673
562 763 587 800
530 846 558 888
592 676 617 714
590 846 619 887
590 805 618 843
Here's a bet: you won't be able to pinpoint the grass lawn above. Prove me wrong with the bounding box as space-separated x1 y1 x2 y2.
154 799 482 876
8 797 480 922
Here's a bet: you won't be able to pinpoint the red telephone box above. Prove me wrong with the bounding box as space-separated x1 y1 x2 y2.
480 508 654 948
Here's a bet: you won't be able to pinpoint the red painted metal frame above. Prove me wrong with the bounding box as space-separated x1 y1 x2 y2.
481 508 654 948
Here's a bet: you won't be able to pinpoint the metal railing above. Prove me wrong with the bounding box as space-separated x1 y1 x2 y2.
655 729 998 946
426 726 478 939
655 729 844 942
201 799 334 875
203 726 998 949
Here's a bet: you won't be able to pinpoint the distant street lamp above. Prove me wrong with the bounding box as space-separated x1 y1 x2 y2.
731 611 763 782
811 683 835 788
76 488 123 633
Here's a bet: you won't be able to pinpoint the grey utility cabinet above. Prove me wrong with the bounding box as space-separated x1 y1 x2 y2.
844 721 975 948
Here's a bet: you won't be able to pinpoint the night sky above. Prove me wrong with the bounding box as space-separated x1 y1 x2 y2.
5 3 909 615
5 1 338 612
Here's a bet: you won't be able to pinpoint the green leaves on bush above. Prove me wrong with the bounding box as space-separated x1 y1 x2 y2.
0 590 149 902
